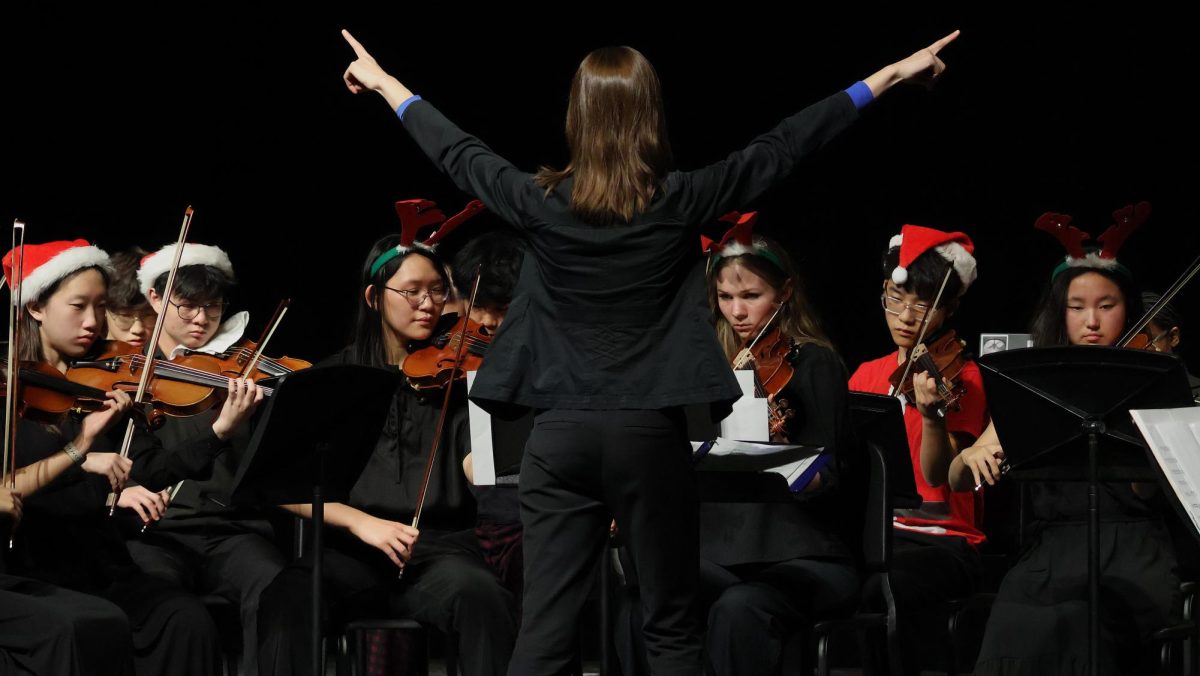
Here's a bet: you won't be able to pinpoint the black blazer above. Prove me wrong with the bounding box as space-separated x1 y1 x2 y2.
400 91 859 413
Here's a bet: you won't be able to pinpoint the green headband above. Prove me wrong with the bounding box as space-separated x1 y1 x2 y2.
370 243 433 278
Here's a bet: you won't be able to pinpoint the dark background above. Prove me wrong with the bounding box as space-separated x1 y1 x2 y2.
3 8 1195 370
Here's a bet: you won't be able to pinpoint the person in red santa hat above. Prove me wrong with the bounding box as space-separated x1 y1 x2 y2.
848 224 989 675
3 238 244 676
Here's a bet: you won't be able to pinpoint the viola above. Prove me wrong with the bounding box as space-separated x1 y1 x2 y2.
401 314 491 391
888 328 969 415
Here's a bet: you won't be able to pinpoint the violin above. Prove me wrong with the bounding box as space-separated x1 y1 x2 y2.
731 324 797 442
203 340 312 379
401 314 491 391
67 341 278 427
888 327 969 414
2 359 135 424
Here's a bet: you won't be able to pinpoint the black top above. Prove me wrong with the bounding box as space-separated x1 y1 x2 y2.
400 92 860 413
5 414 225 590
699 343 856 566
320 346 476 534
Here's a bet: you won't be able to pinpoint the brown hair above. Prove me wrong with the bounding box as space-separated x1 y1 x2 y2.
533 46 672 224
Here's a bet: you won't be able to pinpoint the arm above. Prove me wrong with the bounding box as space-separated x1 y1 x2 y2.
912 371 972 486
680 30 961 225
783 346 851 497
6 391 134 496
948 421 1004 491
283 502 419 569
128 377 263 489
341 30 531 227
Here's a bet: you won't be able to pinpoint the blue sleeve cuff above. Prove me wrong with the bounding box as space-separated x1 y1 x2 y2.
845 81 874 110
395 94 423 121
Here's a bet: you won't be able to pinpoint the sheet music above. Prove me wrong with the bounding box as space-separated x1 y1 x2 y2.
1131 407 1200 535
692 437 828 492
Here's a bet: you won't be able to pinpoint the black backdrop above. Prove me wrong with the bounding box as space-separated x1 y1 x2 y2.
4 8 1195 371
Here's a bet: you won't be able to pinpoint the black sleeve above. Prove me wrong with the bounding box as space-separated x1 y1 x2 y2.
674 91 859 227
400 100 538 229
781 344 852 501
127 423 227 490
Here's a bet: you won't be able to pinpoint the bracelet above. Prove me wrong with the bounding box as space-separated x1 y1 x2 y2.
62 441 85 465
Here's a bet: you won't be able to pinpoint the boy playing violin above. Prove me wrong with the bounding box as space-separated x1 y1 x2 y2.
847 225 989 675
120 243 278 676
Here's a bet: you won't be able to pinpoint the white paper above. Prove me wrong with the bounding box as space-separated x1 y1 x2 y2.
465 370 496 486
1131 407 1200 535
719 370 769 442
693 437 826 492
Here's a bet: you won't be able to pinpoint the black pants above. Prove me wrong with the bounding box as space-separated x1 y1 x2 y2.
127 523 285 676
0 573 132 676
257 529 516 676
864 530 981 675
510 408 701 676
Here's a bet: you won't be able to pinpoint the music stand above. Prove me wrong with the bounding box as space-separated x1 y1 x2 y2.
229 364 401 676
977 346 1193 676
848 392 922 510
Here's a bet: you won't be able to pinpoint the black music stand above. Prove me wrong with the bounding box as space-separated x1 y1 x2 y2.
978 346 1193 676
230 364 401 676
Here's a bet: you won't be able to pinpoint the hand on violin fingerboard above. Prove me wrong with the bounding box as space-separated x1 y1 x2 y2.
912 371 949 420
211 377 265 441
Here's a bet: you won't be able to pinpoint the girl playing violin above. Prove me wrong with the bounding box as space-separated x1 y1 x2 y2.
951 218 1180 675
700 233 859 674
340 27 960 675
847 224 989 674
3 239 235 675
256 235 516 676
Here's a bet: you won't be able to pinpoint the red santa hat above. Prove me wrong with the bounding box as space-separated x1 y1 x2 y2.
3 239 111 305
888 224 977 294
137 243 234 297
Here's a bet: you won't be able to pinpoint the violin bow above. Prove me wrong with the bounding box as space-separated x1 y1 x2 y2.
108 206 195 514
4 220 26 547
238 299 291 378
894 266 955 397
1118 253 1200 347
401 266 483 579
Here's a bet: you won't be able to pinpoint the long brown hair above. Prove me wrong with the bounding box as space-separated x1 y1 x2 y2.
708 236 832 361
533 46 672 225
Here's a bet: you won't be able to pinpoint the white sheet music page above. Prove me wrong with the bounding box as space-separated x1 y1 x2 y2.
1131 407 1200 535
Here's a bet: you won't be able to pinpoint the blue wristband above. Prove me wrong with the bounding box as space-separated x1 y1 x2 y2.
395 94 423 120
845 81 874 110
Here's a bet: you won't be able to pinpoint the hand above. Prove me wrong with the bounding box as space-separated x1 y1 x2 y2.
341 29 415 109
0 487 22 524
891 30 959 87
961 443 1006 489
342 29 394 94
81 452 132 491
117 485 173 524
211 377 265 441
349 514 419 569
912 371 949 420
78 390 133 448
865 29 960 97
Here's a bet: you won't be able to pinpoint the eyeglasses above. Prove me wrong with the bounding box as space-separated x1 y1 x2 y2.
384 286 449 308
107 309 158 331
881 293 932 320
168 299 225 321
